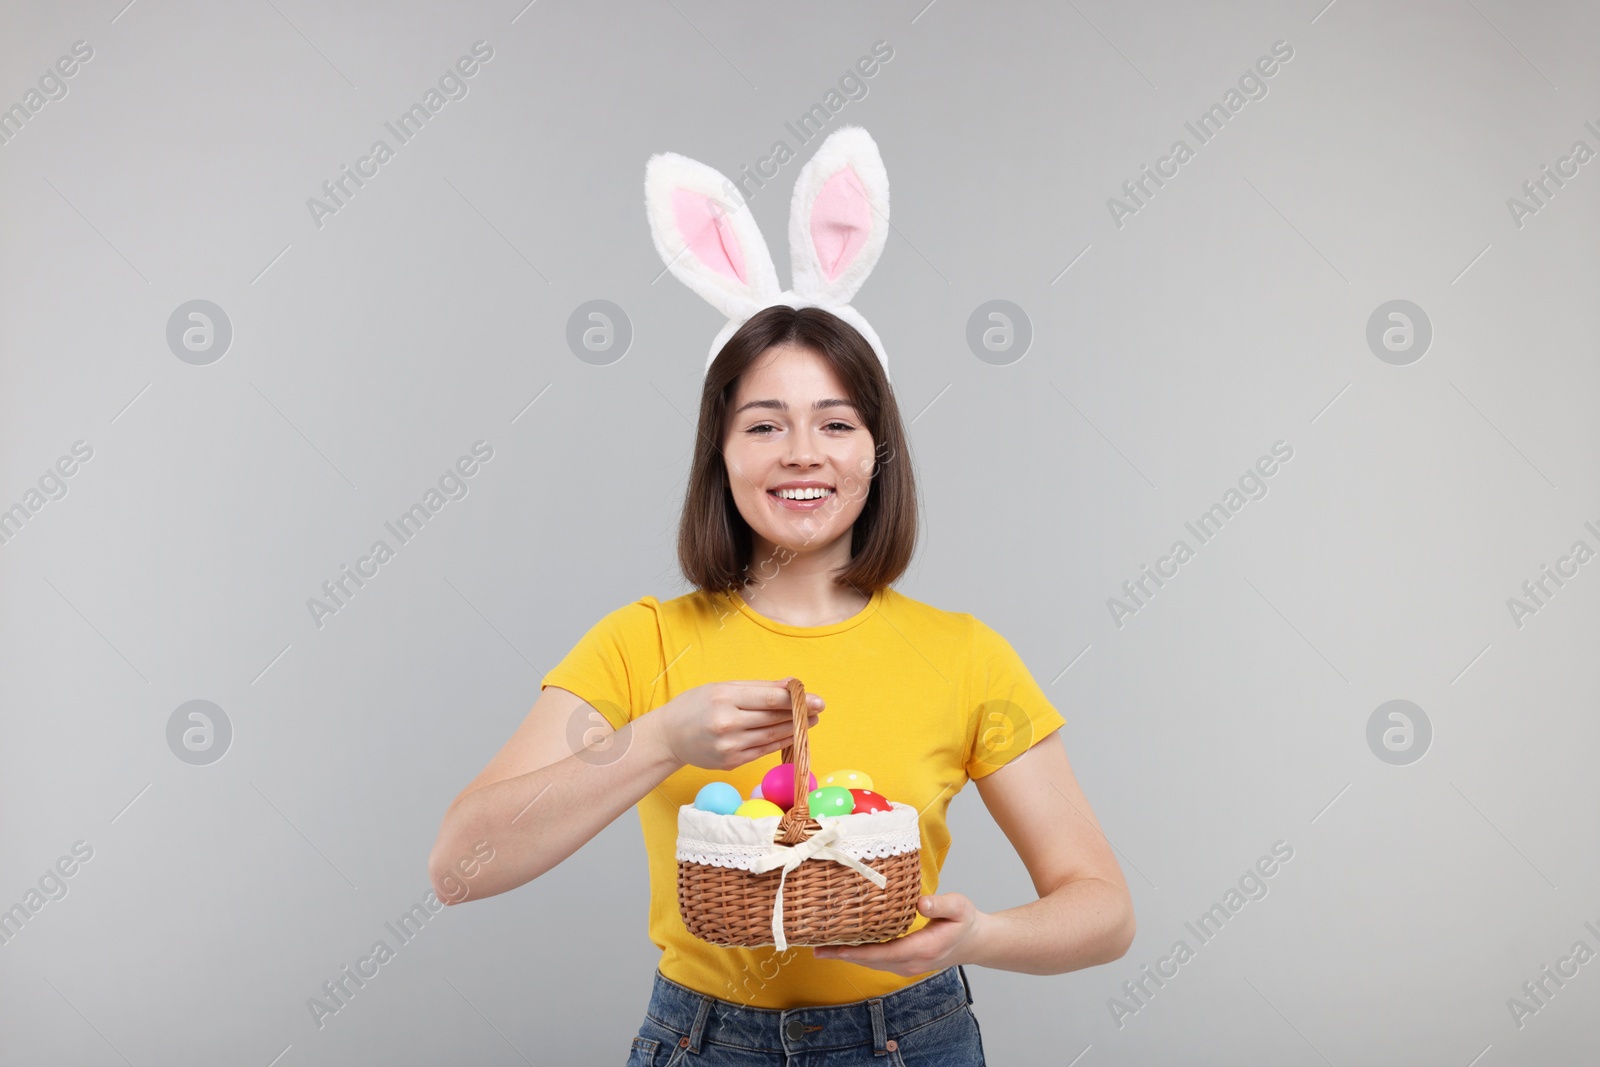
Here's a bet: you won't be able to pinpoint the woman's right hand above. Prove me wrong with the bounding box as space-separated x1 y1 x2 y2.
657 677 824 772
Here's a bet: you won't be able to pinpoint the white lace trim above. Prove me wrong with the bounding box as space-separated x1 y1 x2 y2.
676 801 920 871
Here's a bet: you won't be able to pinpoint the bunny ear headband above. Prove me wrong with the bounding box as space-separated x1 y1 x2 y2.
643 124 892 379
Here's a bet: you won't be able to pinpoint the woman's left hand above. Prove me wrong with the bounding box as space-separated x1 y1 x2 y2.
812 892 985 975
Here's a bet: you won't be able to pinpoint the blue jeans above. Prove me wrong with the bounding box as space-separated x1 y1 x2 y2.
625 965 986 1066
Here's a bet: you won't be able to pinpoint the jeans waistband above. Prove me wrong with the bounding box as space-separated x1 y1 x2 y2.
644 965 975 1055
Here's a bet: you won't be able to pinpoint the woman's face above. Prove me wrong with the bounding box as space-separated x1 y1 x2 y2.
722 343 877 563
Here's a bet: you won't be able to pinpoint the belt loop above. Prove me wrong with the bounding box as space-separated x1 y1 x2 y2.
868 997 888 1055
686 994 713 1053
957 965 973 1006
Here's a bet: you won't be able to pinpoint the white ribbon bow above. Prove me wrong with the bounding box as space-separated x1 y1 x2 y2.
746 821 888 952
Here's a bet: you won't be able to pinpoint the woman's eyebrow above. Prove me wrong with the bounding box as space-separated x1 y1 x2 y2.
733 398 857 415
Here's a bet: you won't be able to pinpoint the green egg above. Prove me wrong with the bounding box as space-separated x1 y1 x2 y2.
808 785 855 818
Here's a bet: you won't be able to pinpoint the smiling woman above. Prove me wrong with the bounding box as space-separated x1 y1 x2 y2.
427 126 1134 1065
679 307 915 625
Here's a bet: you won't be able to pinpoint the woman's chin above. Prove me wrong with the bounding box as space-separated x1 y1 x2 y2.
751 524 848 558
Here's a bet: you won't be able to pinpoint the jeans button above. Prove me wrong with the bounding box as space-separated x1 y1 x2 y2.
785 1018 805 1041
886 1038 898 1051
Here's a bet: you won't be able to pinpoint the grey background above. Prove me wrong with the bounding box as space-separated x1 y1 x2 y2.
1 0 1596 1064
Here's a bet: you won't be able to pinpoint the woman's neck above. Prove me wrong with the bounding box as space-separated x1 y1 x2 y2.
737 536 870 627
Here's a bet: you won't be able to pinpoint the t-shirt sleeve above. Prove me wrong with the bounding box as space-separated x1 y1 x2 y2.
964 617 1068 780
540 598 664 732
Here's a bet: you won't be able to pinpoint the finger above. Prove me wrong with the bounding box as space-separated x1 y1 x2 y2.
735 689 824 714
735 721 795 753
724 682 804 711
732 705 823 732
727 680 826 711
731 721 819 763
769 678 827 708
731 724 820 765
747 714 818 747
818 943 897 964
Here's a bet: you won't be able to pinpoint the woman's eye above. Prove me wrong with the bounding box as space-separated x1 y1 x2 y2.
742 421 855 435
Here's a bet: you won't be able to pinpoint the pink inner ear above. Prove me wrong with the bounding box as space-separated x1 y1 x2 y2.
672 188 747 284
810 166 872 281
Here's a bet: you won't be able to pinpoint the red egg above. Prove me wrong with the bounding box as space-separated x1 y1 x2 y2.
849 789 892 814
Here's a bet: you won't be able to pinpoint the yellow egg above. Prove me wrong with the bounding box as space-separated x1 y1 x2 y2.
819 769 874 792
735 798 785 819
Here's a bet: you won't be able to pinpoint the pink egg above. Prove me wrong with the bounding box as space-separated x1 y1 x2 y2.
760 763 817 812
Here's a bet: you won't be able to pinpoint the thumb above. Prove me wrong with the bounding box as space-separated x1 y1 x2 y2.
919 894 953 917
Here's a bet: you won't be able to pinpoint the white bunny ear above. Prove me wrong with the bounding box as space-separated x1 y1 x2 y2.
787 125 889 306
644 151 781 321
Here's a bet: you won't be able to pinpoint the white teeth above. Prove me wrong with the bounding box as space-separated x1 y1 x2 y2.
773 487 834 500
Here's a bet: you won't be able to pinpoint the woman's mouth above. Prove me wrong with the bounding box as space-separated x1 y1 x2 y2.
768 487 836 511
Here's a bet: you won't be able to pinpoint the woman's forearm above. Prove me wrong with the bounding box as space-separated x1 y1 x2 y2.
966 876 1135 975
428 714 681 902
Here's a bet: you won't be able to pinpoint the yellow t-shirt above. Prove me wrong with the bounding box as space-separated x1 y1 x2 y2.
539 583 1066 1009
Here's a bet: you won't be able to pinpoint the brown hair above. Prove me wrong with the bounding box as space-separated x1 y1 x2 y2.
677 305 918 597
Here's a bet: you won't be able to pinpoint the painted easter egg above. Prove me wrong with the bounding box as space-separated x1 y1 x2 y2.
819 768 874 792
807 785 856 819
735 798 785 819
760 763 817 811
694 782 743 815
849 789 893 814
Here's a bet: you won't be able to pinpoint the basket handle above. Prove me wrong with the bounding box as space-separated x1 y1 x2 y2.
776 677 814 845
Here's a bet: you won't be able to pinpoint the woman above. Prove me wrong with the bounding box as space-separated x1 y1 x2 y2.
428 304 1135 1064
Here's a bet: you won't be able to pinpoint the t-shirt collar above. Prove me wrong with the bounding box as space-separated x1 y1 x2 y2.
724 586 885 636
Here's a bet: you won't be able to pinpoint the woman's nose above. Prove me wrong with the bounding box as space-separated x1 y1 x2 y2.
784 428 821 466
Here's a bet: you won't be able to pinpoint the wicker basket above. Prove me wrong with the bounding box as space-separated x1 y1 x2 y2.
675 678 921 951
